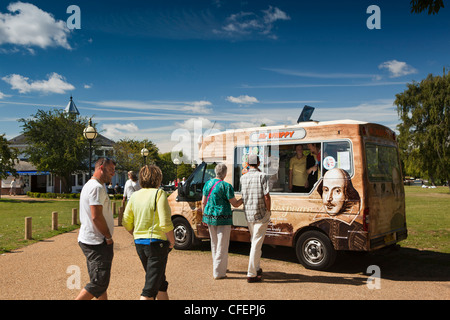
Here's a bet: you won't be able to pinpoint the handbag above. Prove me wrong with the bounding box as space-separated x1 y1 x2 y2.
149 188 160 242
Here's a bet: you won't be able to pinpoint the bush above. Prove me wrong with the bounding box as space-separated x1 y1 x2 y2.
26 192 80 199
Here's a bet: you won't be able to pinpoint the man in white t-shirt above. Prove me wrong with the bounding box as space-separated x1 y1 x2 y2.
76 157 116 300
122 170 140 207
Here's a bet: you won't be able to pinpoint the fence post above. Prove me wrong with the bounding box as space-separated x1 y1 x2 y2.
25 217 32 240
118 206 123 226
72 208 78 225
52 211 58 231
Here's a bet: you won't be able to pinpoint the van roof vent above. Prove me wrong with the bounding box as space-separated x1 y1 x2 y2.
297 105 315 123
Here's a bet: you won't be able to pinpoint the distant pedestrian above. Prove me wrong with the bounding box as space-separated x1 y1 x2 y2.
123 165 175 300
240 154 271 283
122 171 140 207
202 163 243 279
76 158 116 300
9 178 16 196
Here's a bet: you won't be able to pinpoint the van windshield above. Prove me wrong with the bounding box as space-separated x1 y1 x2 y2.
365 143 400 182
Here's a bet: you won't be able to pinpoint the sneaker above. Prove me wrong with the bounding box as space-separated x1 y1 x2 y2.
247 275 262 283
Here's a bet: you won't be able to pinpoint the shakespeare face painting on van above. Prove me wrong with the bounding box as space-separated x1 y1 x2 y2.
169 119 407 270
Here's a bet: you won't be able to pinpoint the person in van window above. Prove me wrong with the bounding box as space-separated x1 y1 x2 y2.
306 143 321 192
289 144 311 193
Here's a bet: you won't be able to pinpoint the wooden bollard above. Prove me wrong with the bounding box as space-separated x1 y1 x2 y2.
112 202 116 216
52 211 58 231
72 208 78 225
118 206 123 226
25 217 32 240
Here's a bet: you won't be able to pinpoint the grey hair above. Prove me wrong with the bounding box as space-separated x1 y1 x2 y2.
215 163 228 180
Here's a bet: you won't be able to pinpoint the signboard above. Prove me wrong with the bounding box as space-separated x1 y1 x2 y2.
250 128 306 143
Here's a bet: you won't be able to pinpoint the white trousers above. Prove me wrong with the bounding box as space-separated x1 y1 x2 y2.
208 225 231 279
247 221 269 277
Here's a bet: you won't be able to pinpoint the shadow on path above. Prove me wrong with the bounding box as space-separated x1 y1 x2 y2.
198 241 450 282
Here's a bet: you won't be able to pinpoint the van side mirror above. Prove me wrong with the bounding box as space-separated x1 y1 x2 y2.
178 183 186 197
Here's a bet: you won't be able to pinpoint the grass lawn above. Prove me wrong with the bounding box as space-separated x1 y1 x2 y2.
402 186 450 253
0 199 80 253
0 198 122 254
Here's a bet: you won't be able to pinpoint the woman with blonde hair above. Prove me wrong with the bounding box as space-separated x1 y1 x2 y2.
123 165 175 300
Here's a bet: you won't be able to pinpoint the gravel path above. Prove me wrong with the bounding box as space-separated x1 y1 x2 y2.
0 218 448 300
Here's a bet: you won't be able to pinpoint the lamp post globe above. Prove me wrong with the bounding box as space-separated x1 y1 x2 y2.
83 118 98 177
141 146 149 165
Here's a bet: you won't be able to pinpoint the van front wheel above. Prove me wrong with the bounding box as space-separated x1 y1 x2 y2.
173 217 194 250
296 231 336 270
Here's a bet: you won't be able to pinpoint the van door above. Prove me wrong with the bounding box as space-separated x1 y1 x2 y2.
177 162 216 202
365 143 407 249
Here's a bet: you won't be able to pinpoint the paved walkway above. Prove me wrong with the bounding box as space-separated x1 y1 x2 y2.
0 216 449 300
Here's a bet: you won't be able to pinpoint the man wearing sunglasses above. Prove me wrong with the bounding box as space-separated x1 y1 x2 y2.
76 157 116 300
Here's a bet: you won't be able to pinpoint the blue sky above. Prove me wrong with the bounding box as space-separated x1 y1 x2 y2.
0 0 449 156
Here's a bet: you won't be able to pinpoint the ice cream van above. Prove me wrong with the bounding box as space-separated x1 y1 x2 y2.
168 119 407 270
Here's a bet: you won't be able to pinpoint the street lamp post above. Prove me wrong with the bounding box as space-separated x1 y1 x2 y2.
83 118 98 177
173 158 181 188
141 145 149 166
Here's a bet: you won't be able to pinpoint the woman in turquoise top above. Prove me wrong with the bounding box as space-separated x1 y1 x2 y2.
202 163 243 279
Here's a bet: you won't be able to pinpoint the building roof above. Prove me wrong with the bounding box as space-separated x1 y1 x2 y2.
64 96 80 115
8 133 115 148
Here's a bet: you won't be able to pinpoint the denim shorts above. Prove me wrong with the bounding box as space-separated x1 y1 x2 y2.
135 241 171 299
79 241 114 298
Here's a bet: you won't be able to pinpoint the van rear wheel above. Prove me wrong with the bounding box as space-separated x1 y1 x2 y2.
296 231 336 270
173 217 194 250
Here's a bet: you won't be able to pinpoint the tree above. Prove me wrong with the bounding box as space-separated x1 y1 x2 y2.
19 109 90 193
157 151 195 184
113 138 159 173
410 0 445 15
394 71 450 189
157 152 177 184
0 134 19 198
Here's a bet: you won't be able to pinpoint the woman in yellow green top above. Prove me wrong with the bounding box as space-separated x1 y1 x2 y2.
123 165 175 300
289 144 318 193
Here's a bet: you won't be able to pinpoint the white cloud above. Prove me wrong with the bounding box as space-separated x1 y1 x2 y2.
263 6 290 24
2 72 75 94
176 117 221 131
84 99 213 114
182 100 213 114
83 84 93 89
378 60 418 78
0 91 11 99
263 68 379 79
0 1 71 50
226 95 259 105
100 122 139 138
214 6 290 39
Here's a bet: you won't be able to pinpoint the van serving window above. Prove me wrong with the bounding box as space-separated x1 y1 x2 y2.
322 141 353 177
233 140 353 193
